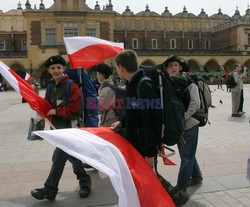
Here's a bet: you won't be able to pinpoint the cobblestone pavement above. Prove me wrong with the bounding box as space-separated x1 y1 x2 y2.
0 84 250 207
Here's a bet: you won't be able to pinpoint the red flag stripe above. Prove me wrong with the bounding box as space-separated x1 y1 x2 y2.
68 44 124 69
83 127 175 207
64 36 124 69
0 61 51 118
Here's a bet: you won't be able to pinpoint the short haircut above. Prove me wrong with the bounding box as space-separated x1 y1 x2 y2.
115 50 138 73
233 63 241 69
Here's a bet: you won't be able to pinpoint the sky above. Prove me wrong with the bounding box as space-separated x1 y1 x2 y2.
0 0 249 16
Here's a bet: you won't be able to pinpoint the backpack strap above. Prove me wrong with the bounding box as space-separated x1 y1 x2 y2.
65 79 73 102
47 83 53 104
47 79 73 104
136 76 152 98
101 83 116 91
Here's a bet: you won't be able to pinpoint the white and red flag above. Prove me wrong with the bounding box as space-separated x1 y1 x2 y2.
24 72 34 83
64 36 124 69
34 127 175 207
0 61 51 118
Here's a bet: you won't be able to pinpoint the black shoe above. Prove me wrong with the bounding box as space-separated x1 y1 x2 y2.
172 187 189 207
157 173 188 207
190 177 203 186
79 185 91 198
232 113 241 117
31 188 56 201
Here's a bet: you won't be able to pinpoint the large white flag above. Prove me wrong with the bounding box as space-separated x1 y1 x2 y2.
34 127 175 207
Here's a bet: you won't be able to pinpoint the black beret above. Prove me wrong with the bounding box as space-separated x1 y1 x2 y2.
96 63 112 78
45 55 66 68
164 55 190 72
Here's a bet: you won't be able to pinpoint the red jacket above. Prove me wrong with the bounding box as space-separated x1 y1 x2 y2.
45 75 83 129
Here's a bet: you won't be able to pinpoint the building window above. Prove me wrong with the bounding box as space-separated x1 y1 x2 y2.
170 39 176 49
132 38 138 49
152 39 158 49
205 40 210 49
21 39 27 51
188 40 193 49
86 29 96 37
0 40 5 51
45 29 56 45
248 34 250 45
64 23 78 37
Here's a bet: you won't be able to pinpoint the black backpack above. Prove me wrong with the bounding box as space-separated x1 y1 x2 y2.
188 74 212 127
101 83 126 117
170 76 190 111
139 65 185 146
226 73 237 89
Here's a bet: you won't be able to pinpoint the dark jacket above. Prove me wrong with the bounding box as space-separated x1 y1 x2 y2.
119 69 162 157
45 75 83 129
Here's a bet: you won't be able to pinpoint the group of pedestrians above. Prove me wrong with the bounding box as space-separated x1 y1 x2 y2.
31 51 249 206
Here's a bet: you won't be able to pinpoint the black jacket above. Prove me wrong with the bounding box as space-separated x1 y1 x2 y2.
119 69 162 157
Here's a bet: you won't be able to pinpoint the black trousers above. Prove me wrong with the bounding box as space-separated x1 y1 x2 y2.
43 148 91 196
238 89 244 112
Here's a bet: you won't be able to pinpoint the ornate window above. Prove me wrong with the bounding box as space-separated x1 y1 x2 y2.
45 29 56 45
64 23 78 37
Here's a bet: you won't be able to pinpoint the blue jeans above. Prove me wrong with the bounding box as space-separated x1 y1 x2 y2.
176 125 202 189
43 148 91 196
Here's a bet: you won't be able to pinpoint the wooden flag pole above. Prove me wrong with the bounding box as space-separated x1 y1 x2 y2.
45 118 56 130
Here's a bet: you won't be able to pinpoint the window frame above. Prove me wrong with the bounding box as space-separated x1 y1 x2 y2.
152 39 158 49
170 39 176 49
0 40 5 51
132 38 138 49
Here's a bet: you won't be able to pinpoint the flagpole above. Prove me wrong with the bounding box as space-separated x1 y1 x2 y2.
44 118 56 130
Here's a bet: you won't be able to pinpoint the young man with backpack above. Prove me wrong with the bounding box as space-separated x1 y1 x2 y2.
96 63 119 126
31 55 92 201
164 55 203 194
111 49 162 168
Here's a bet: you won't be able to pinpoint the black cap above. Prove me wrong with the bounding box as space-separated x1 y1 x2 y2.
45 55 66 68
96 63 112 79
164 55 190 72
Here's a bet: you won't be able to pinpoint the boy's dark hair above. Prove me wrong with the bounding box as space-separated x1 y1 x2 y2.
96 63 112 79
45 55 66 68
115 50 138 73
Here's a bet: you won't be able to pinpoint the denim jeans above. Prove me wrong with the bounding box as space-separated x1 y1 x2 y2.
176 125 202 189
43 148 91 196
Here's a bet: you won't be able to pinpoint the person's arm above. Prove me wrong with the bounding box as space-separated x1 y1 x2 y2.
185 83 200 121
241 66 248 79
56 83 82 119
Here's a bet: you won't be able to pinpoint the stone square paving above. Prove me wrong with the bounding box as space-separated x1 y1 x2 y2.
0 84 250 206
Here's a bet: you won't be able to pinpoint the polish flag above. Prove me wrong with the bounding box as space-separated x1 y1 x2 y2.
64 36 124 69
0 61 52 118
34 127 175 207
24 72 34 83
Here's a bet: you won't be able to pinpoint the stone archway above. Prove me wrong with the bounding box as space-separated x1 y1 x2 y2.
37 63 51 88
187 59 201 72
224 59 238 72
204 59 220 72
140 59 157 67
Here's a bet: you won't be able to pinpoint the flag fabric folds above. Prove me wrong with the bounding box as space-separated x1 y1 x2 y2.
24 72 34 83
34 127 175 207
0 61 52 118
64 36 124 69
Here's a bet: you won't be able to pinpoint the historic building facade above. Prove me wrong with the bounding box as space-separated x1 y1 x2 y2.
1 0 250 86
